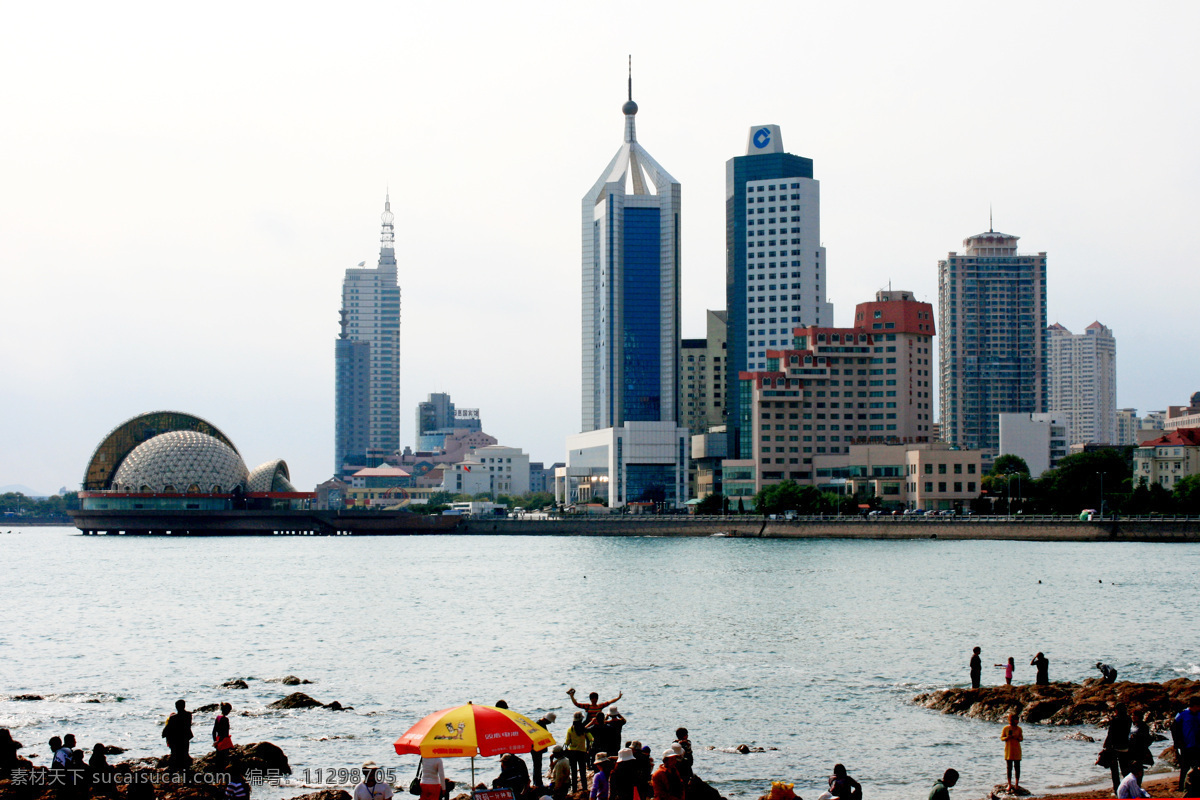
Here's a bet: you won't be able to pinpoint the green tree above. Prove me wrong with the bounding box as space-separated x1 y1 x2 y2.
1174 475 1200 515
753 480 825 515
695 493 725 514
737 497 746 514
1033 449 1131 515
989 454 1031 477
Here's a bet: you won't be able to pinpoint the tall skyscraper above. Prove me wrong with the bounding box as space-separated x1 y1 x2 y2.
581 71 680 432
562 71 689 510
726 125 831 458
334 195 402 478
1047 321 1117 445
679 309 728 436
938 228 1047 455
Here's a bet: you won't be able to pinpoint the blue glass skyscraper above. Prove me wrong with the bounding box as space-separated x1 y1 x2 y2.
581 79 681 432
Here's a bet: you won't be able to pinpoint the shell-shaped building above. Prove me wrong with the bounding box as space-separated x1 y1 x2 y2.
79 411 306 511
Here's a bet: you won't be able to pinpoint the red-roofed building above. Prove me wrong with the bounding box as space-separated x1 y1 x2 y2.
1134 428 1200 489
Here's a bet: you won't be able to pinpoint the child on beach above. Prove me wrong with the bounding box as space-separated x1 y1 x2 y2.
1001 713 1023 791
995 657 1014 685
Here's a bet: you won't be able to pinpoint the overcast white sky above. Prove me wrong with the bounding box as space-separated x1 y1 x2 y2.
2 1 1197 495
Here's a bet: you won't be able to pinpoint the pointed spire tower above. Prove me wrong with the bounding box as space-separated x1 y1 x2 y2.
335 191 402 479
580 59 682 433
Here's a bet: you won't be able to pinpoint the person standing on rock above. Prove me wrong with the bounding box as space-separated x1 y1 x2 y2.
928 768 958 800
567 688 622 727
531 711 556 788
995 657 1014 685
1030 653 1049 685
1095 662 1118 684
162 699 194 772
1000 713 1024 791
651 750 685 800
1173 697 1200 791
970 647 982 688
1102 703 1132 794
673 728 694 770
565 712 592 793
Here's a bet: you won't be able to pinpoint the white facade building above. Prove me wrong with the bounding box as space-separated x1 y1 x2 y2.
1047 322 1117 445
999 412 1069 477
442 445 530 496
726 125 831 460
557 422 689 509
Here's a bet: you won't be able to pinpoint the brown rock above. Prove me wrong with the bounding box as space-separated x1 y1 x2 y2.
292 792 353 800
1159 745 1178 767
195 703 221 713
272 675 313 685
221 679 249 689
270 692 325 709
913 678 1200 726
11 694 42 701
192 741 292 775
1061 731 1096 742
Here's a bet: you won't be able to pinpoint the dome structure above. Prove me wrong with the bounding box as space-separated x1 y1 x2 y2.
111 430 249 494
83 411 239 491
246 459 296 493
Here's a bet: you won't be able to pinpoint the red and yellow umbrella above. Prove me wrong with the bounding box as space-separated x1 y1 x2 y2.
394 702 555 759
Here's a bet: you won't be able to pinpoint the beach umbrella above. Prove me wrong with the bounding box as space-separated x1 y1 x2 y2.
394 702 555 784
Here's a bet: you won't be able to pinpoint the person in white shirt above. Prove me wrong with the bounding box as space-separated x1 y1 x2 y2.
1116 764 1150 799
419 757 446 800
355 761 395 800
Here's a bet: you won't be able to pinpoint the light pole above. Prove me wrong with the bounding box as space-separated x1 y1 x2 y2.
1098 471 1105 518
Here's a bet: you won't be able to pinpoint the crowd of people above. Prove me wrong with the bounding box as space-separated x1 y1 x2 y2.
6 682 1200 800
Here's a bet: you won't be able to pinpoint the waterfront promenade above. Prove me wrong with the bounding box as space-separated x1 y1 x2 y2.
457 515 1200 541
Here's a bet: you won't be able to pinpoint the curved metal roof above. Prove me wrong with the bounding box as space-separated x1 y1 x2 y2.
82 411 239 491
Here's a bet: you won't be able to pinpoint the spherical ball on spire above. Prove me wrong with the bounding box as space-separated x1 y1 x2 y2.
622 99 638 116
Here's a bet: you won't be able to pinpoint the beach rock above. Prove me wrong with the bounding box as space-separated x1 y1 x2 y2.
913 678 1200 726
192 741 292 775
195 703 220 713
11 694 43 701
268 675 313 685
222 679 249 689
270 692 325 709
105 745 127 755
989 785 1032 798
292 792 353 800
325 700 353 711
1061 732 1095 742
1159 745 1178 767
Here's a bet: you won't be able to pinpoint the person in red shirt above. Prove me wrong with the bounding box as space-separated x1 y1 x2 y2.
651 750 685 800
567 688 622 727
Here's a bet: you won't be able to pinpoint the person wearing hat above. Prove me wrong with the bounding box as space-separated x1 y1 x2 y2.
630 742 653 800
609 749 639 800
564 712 592 793
355 761 394 800
590 753 613 800
549 746 571 800
531 712 556 789
589 708 625 761
651 750 685 800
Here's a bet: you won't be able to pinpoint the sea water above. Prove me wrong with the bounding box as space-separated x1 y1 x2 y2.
1 528 1196 800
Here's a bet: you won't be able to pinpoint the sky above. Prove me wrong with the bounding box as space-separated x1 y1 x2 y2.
2 1 1198 495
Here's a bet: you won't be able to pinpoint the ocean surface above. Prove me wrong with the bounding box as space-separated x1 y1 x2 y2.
2 528 1197 800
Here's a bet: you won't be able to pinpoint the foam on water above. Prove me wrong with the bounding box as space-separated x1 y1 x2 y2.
2 529 1196 800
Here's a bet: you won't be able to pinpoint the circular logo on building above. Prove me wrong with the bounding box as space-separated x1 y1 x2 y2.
753 127 771 149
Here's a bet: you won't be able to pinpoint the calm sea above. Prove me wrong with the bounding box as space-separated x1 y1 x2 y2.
1 528 1196 800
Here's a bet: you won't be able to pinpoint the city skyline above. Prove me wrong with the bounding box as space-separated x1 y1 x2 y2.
3 2 1198 493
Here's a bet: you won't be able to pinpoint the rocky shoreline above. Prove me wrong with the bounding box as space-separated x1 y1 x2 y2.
913 677 1200 728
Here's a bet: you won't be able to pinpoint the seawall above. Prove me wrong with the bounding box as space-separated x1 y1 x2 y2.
457 516 1200 541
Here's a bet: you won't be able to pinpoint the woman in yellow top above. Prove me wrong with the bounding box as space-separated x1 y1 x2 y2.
564 712 593 794
1001 713 1024 791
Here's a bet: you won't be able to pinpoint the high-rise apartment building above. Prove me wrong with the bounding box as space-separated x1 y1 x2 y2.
851 289 936 443
335 195 402 478
938 229 1047 456
580 76 680 433
1047 321 1117 445
726 125 831 459
680 310 728 436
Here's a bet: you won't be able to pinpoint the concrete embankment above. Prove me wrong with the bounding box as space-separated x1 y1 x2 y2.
456 516 1200 541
